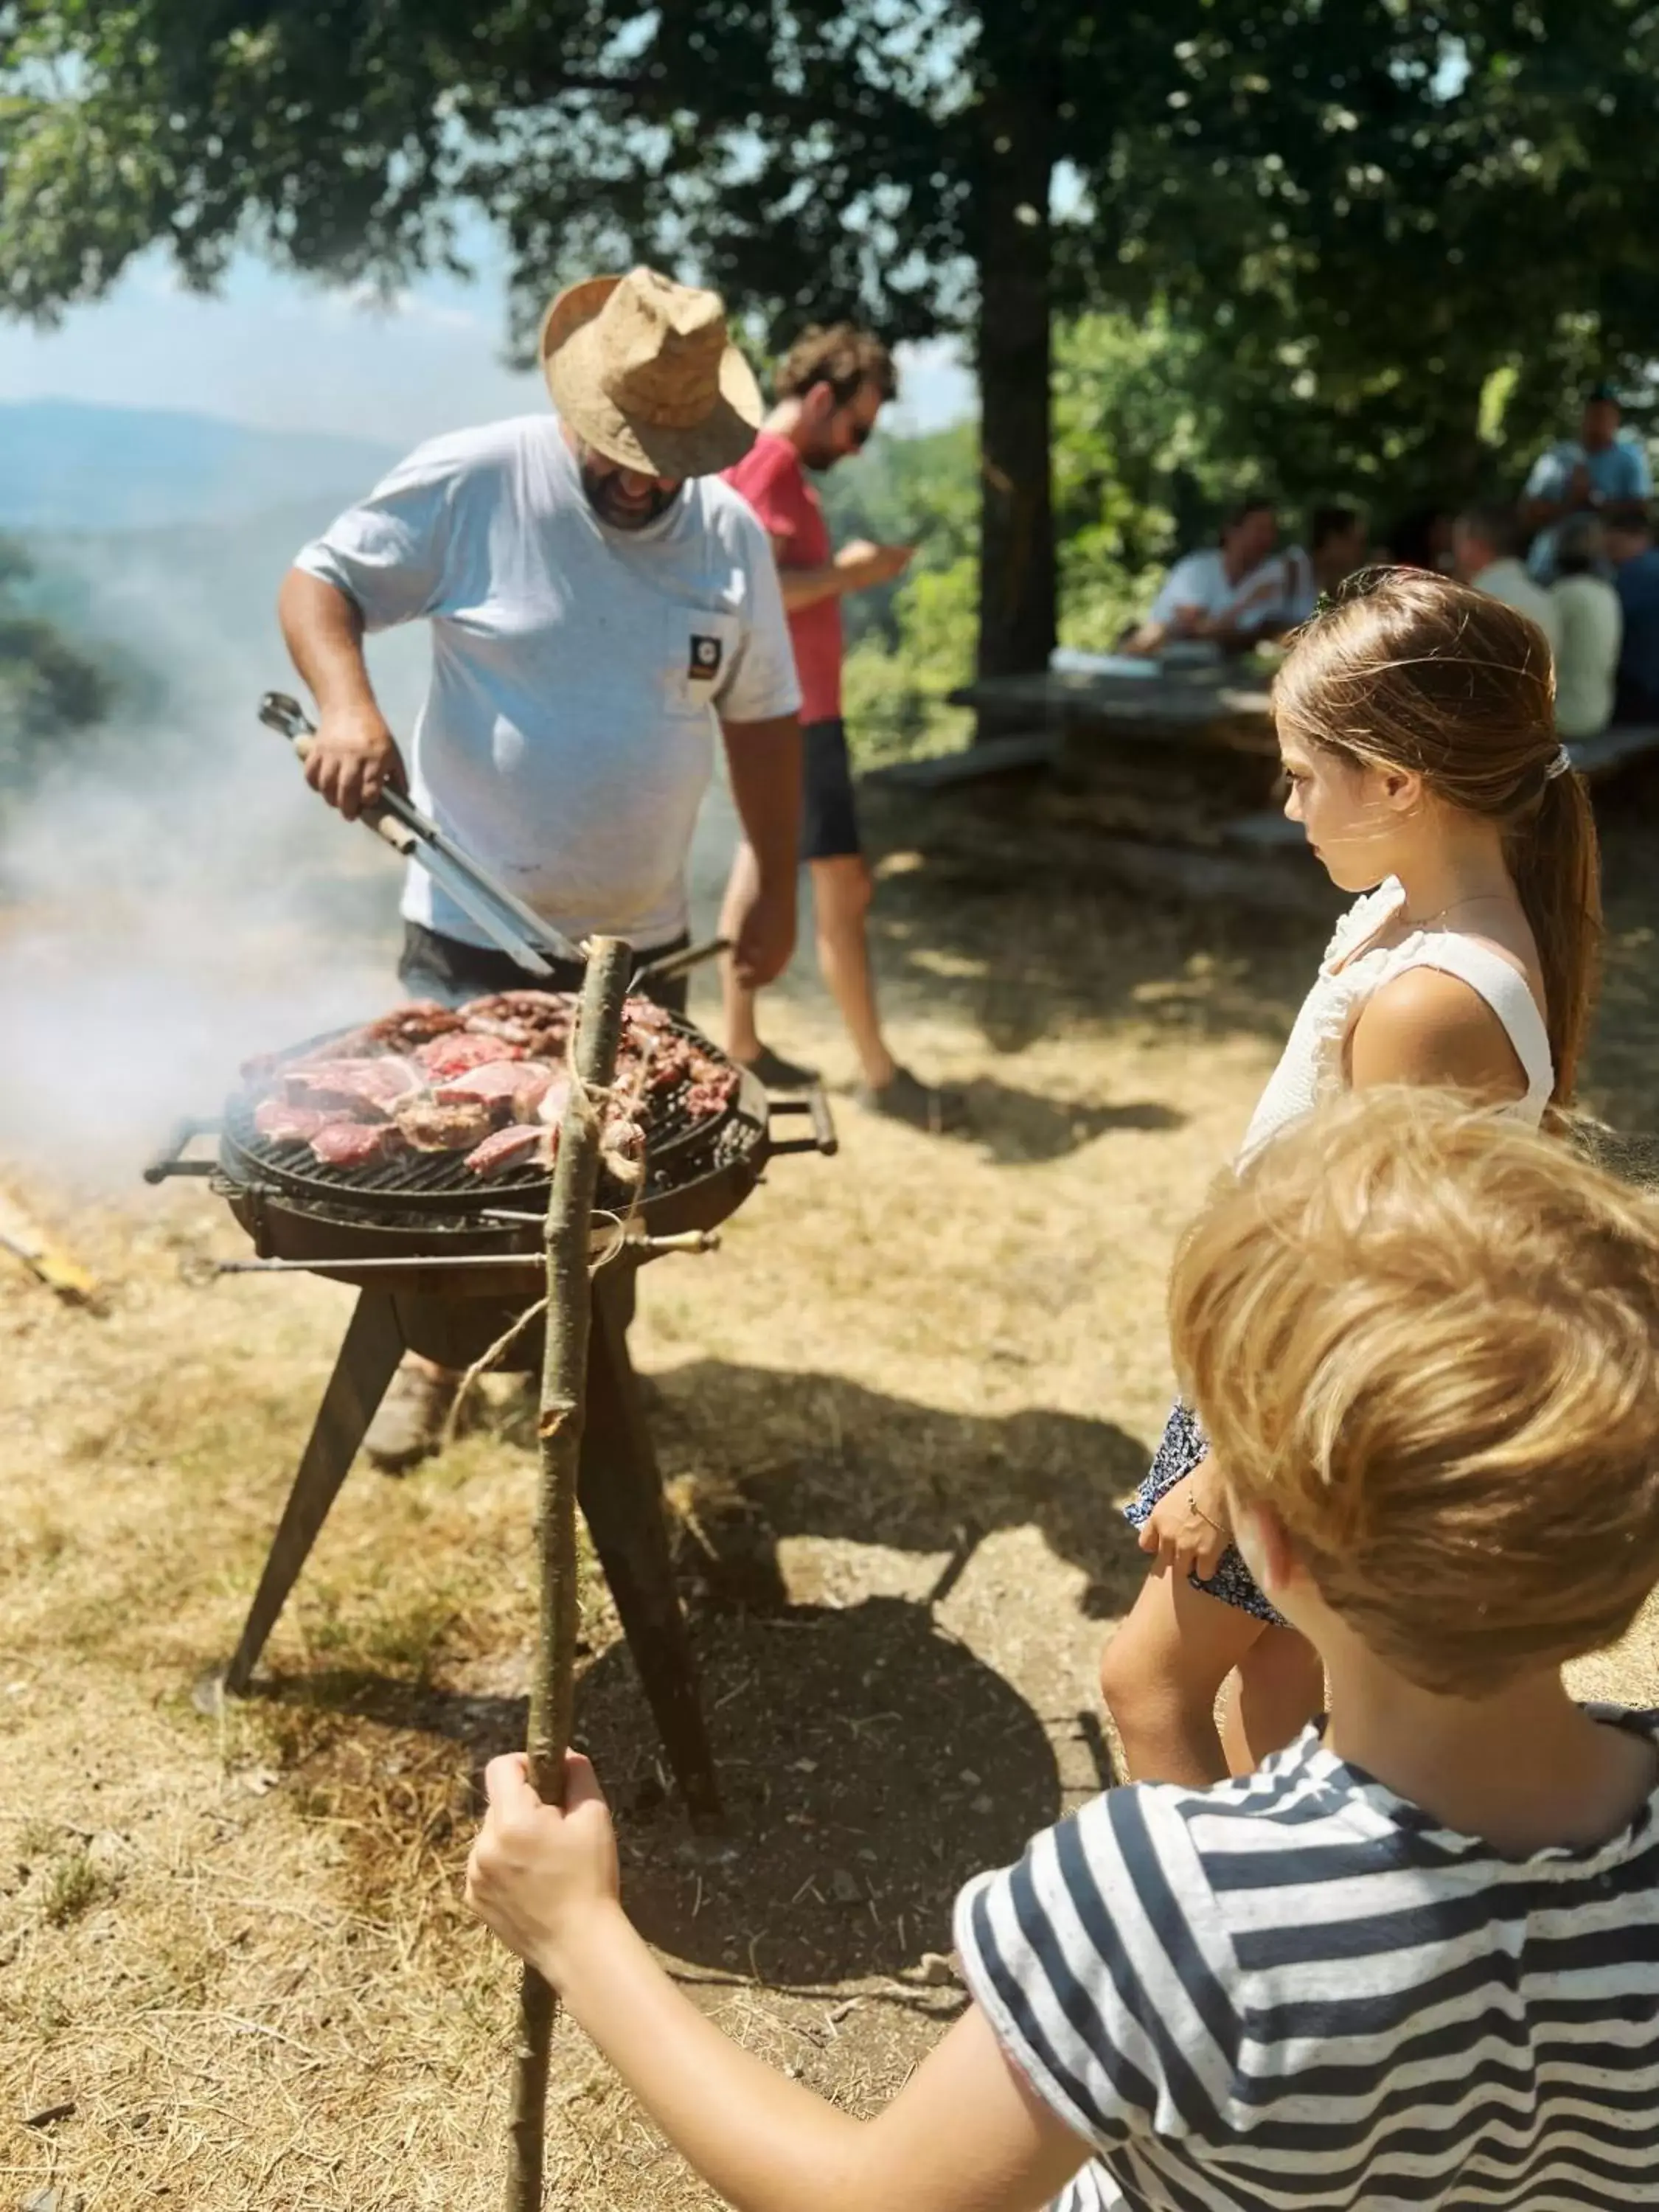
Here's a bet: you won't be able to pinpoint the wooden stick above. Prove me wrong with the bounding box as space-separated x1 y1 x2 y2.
505 935 633 2212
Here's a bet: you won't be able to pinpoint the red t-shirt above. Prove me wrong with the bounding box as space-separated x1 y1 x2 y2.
723 431 841 723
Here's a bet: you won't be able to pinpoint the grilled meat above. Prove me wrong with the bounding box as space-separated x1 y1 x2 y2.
392 1095 497 1152
414 1032 526 1078
254 1100 327 1145
366 1001 466 1050
435 1058 555 1120
284 1058 422 1119
310 1120 408 1168
464 1122 553 1177
682 1067 739 1119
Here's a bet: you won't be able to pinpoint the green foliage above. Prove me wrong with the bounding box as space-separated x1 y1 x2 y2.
0 535 114 788
8 1 1659 690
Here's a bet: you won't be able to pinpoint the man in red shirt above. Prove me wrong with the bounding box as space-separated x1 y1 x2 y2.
720 324 963 1131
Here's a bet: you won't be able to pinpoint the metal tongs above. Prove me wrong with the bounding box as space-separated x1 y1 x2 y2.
260 692 726 987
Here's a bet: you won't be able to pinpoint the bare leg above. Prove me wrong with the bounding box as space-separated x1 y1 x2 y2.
811 853 895 1091
718 840 765 1065
1220 1625 1325 1776
1099 1568 1269 1786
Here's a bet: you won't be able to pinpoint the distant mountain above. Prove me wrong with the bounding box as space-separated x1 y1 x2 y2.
0 400 397 531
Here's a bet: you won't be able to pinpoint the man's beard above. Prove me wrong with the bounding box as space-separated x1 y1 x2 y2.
799 434 844 474
580 462 680 531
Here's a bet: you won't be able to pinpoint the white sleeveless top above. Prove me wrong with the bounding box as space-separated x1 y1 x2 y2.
1239 877 1555 1163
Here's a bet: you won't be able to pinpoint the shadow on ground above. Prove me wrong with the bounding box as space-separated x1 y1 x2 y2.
254 1590 1075 1985
642 1358 1151 1624
837 780 1332 1062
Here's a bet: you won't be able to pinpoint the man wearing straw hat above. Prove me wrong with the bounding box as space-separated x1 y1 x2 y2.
278 266 803 1468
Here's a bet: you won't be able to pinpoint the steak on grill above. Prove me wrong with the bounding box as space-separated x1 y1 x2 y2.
392 1095 497 1152
310 1120 407 1168
254 1100 327 1145
284 1058 422 1118
367 1001 467 1051
465 1122 552 1177
414 1032 526 1078
436 1059 555 1120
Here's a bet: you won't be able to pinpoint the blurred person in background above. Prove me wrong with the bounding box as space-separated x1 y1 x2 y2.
1454 504 1561 656
720 322 963 1133
1124 497 1298 655
1385 506 1455 574
1549 514 1621 740
1524 382 1652 581
1308 504 1369 601
1604 501 1659 724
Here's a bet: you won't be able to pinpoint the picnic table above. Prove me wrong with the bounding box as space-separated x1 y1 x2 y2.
949 658 1277 760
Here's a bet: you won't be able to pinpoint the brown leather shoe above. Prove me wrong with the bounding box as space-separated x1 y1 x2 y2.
364 1362 462 1475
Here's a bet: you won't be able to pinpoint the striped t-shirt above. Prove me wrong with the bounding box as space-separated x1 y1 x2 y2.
955 1714 1659 2211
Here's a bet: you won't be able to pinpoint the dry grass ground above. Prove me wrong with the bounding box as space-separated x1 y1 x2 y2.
5 774 1659 2211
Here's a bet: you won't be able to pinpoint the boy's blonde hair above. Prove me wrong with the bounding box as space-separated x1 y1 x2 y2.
1170 1091 1659 1693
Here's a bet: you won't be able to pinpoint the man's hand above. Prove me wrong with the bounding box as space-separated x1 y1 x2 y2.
1138 1455 1231 1580
835 539 916 591
466 1751 620 1979
728 869 796 987
303 703 407 823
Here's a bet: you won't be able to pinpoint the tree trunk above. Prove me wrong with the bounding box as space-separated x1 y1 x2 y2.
973 88 1057 703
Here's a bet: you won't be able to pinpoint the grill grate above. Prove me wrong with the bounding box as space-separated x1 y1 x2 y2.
218 1010 758 1218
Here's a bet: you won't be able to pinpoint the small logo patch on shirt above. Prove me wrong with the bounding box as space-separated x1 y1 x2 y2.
688 633 723 681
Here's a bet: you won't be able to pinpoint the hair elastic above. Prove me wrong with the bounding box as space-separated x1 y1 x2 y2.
1544 748 1573 780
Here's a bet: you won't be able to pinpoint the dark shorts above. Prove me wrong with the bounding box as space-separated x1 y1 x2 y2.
398 922 690 1017
801 717 862 863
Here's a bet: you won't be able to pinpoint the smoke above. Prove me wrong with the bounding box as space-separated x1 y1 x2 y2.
0 518 422 1189
0 504 745 1193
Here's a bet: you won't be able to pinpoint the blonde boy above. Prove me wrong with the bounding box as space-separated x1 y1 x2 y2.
469 1094 1659 2211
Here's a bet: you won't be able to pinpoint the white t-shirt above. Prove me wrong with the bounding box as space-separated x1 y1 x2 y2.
1148 546 1310 634
1551 571 1622 739
296 415 801 951
1470 557 1562 658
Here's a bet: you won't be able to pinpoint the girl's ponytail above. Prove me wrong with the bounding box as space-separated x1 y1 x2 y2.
1507 763 1601 1104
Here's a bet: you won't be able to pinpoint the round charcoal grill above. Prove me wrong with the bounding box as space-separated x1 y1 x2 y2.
216 1007 750 1218
145 996 834 1826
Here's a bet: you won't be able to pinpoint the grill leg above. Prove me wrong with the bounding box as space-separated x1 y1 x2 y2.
579 1267 721 1824
220 1290 406 1696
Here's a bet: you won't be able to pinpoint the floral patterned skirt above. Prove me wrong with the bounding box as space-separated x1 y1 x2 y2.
1123 1401 1287 1627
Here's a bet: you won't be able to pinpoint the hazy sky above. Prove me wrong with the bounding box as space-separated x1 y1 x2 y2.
0 240 976 447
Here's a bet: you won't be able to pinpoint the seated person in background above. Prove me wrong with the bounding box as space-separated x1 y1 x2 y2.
1453 501 1561 655
467 1091 1659 2212
1604 499 1659 723
1549 513 1622 740
1523 380 1652 580
1308 501 1368 601
1384 504 1455 572
1124 496 1295 655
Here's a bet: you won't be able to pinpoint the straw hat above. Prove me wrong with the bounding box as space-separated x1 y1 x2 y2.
540 266 763 479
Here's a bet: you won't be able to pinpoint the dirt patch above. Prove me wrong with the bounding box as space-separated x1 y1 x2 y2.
5 782 1659 2209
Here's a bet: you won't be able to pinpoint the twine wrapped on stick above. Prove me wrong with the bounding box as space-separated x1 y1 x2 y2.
505 935 634 2212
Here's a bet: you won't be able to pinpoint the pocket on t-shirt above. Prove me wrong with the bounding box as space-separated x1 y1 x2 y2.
662 606 742 717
